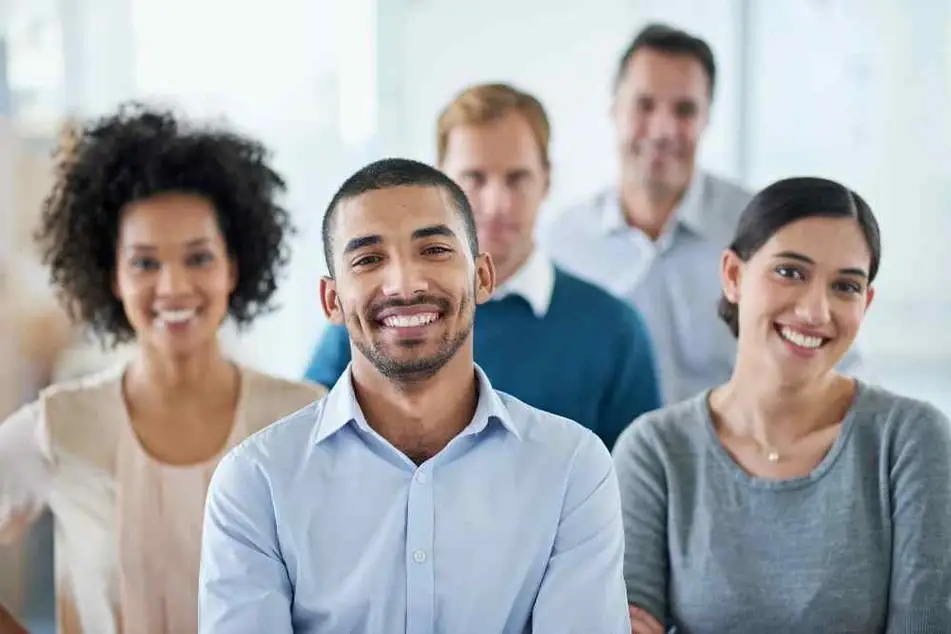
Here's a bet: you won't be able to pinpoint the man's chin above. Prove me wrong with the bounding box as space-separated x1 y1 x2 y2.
389 338 427 349
355 342 448 381
376 357 447 382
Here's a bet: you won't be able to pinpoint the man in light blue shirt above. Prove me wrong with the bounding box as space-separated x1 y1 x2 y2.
198 157 630 634
304 83 660 449
541 24 864 403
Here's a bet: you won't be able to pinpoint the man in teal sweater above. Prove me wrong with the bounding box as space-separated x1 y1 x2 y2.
305 83 660 448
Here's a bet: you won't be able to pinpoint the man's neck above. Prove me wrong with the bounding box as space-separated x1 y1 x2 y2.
492 242 534 289
619 174 689 241
350 352 480 464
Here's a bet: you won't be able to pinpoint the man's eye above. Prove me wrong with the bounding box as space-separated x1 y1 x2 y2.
353 255 382 267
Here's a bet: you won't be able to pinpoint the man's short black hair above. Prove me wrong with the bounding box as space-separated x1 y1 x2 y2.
321 157 479 277
615 23 716 98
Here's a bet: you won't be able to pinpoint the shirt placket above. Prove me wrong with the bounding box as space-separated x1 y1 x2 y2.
618 231 658 298
405 464 436 634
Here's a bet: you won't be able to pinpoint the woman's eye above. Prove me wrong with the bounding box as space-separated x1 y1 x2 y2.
187 251 214 267
132 257 159 271
834 280 863 294
775 265 804 280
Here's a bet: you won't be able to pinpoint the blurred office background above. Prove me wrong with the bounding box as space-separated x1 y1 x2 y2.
0 0 948 628
1 0 946 397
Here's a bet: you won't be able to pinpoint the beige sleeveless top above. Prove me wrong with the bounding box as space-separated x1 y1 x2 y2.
0 363 326 633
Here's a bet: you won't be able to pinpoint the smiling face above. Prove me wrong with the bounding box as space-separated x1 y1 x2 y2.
114 193 237 357
612 48 710 195
721 216 875 386
321 185 494 382
440 111 549 285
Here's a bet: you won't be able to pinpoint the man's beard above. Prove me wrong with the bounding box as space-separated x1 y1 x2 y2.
350 292 474 383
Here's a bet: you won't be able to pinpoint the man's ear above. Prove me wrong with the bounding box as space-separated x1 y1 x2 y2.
474 252 496 304
320 276 345 324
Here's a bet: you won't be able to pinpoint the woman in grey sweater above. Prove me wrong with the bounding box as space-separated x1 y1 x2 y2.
614 176 951 634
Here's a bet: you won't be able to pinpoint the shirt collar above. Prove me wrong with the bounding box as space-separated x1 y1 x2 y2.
599 168 708 241
312 363 522 445
491 249 554 317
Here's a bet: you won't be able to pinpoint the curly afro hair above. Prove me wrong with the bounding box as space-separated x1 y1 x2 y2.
35 102 294 346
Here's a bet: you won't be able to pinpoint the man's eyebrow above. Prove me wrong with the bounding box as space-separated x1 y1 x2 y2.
412 224 456 241
341 225 456 255
343 234 382 254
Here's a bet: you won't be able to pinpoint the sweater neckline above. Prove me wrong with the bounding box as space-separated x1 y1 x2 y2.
696 381 864 490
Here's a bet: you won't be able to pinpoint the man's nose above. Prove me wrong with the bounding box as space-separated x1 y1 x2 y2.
380 257 429 297
646 110 678 141
480 181 515 218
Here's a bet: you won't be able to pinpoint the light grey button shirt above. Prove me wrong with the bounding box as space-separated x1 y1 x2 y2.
541 170 864 404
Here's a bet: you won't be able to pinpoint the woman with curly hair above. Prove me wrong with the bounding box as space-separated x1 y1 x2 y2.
0 104 326 634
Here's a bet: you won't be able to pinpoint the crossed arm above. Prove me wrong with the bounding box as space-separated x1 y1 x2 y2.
611 422 669 633
531 433 632 633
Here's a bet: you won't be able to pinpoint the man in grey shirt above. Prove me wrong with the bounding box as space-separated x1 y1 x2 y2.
540 24 863 403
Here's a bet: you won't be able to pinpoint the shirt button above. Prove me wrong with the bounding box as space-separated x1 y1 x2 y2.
412 549 427 563
415 470 428 484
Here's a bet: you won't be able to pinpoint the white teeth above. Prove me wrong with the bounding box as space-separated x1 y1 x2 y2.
382 313 439 328
779 326 824 349
156 309 196 324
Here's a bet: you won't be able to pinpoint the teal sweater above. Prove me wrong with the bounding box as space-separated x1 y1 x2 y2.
304 267 660 448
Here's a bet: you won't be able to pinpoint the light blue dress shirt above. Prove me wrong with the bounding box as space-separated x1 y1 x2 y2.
541 170 866 404
198 364 630 634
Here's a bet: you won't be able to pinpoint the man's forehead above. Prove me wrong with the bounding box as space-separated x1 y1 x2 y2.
622 50 710 98
334 185 461 239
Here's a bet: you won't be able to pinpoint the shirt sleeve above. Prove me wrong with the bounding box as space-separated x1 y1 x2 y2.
198 447 294 634
531 433 631 633
303 324 351 388
886 403 951 631
0 401 52 544
597 305 662 450
611 419 669 626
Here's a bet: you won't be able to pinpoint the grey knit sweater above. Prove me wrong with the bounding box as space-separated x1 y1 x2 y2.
613 381 951 633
